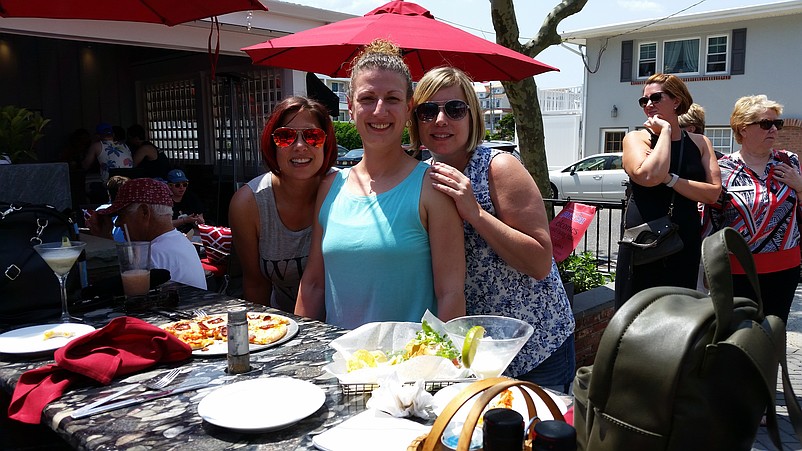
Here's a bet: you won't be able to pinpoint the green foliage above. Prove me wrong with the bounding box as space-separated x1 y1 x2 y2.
333 121 361 150
493 113 516 141
0 106 50 163
332 121 410 150
557 252 613 294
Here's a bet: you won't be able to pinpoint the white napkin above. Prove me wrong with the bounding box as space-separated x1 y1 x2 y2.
366 372 435 419
312 409 429 451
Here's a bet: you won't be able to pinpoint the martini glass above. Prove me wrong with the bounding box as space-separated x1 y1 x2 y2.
33 241 87 323
444 315 534 379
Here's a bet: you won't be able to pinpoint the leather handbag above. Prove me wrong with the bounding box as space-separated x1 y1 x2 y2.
574 228 802 450
618 215 682 265
618 131 686 266
0 202 79 328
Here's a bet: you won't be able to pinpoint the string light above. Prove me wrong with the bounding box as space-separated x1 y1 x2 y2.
246 10 253 31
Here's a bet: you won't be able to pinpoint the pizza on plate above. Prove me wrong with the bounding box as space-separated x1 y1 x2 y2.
160 312 290 351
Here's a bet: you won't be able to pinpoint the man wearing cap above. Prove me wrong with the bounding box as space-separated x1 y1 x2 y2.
81 122 134 185
166 168 206 234
97 178 207 290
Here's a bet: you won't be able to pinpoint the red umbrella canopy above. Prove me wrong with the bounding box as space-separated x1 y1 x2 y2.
242 0 557 82
0 0 267 27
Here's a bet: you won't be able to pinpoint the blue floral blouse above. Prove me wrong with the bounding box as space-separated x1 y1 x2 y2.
463 146 575 376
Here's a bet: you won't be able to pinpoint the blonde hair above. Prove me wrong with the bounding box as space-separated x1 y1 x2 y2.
348 39 413 101
644 73 693 115
678 103 706 134
410 66 485 154
730 95 784 144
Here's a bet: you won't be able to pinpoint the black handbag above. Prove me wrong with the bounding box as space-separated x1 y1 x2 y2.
619 131 686 265
0 202 79 327
618 215 683 265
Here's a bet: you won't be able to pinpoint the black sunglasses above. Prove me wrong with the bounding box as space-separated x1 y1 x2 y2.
637 92 665 108
748 119 784 131
169 182 188 188
415 100 469 123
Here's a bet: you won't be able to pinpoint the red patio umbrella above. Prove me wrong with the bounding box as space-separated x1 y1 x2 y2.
0 0 267 26
242 0 557 82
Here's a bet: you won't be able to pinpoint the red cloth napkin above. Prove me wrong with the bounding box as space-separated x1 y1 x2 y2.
8 316 191 424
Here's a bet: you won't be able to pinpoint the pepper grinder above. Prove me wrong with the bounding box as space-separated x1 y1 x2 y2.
483 408 524 451
227 307 250 374
532 420 577 451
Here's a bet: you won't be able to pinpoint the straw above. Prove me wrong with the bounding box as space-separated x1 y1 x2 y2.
123 224 133 264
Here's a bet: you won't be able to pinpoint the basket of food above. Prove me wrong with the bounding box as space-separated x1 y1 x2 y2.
324 318 474 394
408 377 567 451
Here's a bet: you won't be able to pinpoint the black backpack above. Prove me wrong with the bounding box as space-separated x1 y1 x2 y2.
573 227 802 450
0 202 79 328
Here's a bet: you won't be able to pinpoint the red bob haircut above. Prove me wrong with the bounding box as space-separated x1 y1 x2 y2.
260 96 338 177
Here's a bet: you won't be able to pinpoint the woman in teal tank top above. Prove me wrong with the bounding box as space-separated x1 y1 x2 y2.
295 40 466 328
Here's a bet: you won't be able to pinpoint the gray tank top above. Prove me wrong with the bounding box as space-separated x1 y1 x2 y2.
246 173 311 313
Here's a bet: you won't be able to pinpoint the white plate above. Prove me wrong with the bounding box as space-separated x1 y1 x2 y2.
0 323 96 355
198 378 326 432
431 382 568 423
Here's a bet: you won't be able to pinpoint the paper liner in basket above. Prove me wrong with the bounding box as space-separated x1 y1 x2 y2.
324 318 470 385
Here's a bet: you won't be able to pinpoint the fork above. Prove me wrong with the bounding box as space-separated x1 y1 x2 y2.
192 308 208 318
72 368 181 419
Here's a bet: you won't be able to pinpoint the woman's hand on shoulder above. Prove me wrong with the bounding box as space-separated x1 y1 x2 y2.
428 162 481 223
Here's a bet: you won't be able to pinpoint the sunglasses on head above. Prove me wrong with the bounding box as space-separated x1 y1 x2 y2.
748 119 784 131
638 92 666 108
169 182 188 188
272 127 327 148
415 100 469 123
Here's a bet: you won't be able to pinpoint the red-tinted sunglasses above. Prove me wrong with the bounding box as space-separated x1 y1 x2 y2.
272 127 327 148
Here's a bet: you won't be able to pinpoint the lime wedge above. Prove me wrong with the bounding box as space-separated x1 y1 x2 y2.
61 236 71 247
462 325 485 369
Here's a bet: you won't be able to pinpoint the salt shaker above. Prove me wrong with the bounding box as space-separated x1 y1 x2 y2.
532 420 577 451
483 408 524 451
227 307 250 374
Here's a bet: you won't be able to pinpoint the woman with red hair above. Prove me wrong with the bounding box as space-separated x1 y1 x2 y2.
229 96 338 312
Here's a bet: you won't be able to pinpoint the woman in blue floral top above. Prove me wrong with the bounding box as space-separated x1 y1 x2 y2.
704 95 800 322
409 66 575 392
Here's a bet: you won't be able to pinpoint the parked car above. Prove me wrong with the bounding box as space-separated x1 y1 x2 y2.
404 146 431 161
548 152 628 201
336 148 364 168
482 140 518 152
337 144 349 158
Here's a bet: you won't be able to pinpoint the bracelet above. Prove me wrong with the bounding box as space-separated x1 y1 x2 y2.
665 173 679 188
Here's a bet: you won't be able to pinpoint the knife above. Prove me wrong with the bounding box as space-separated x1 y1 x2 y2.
71 382 212 419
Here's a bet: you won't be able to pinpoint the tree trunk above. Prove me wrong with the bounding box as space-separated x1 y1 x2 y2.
489 0 589 218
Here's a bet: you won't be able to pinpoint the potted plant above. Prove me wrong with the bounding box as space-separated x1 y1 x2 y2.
0 105 51 163
558 252 613 306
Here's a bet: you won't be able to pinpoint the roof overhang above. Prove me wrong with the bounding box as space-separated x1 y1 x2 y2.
0 0 356 56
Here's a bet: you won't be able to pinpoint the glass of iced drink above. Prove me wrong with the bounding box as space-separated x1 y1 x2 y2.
115 241 151 300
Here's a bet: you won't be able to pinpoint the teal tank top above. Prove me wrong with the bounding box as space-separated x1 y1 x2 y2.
319 161 436 329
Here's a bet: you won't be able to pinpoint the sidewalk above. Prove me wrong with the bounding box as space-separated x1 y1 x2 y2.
751 284 802 451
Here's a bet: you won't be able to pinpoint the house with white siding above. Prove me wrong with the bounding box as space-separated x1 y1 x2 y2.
561 0 802 158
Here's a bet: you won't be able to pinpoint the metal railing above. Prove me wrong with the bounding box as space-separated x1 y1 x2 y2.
545 198 626 274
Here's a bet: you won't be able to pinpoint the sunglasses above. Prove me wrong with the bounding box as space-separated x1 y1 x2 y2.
748 119 784 131
415 100 469 123
169 182 188 188
272 127 327 148
637 92 666 108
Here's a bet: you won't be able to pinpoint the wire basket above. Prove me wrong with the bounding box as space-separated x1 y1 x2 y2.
339 378 477 396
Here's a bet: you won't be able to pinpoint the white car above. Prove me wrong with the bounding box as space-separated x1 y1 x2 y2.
548 152 629 202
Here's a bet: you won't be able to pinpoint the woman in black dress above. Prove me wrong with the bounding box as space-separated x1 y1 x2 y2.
615 74 721 309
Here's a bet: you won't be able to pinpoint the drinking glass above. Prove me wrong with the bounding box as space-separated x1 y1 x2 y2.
33 241 87 323
444 315 534 379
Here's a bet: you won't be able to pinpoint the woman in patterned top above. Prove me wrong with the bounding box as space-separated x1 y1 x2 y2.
705 95 800 322
409 66 575 393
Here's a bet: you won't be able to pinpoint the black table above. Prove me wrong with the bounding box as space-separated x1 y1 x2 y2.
0 284 372 450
